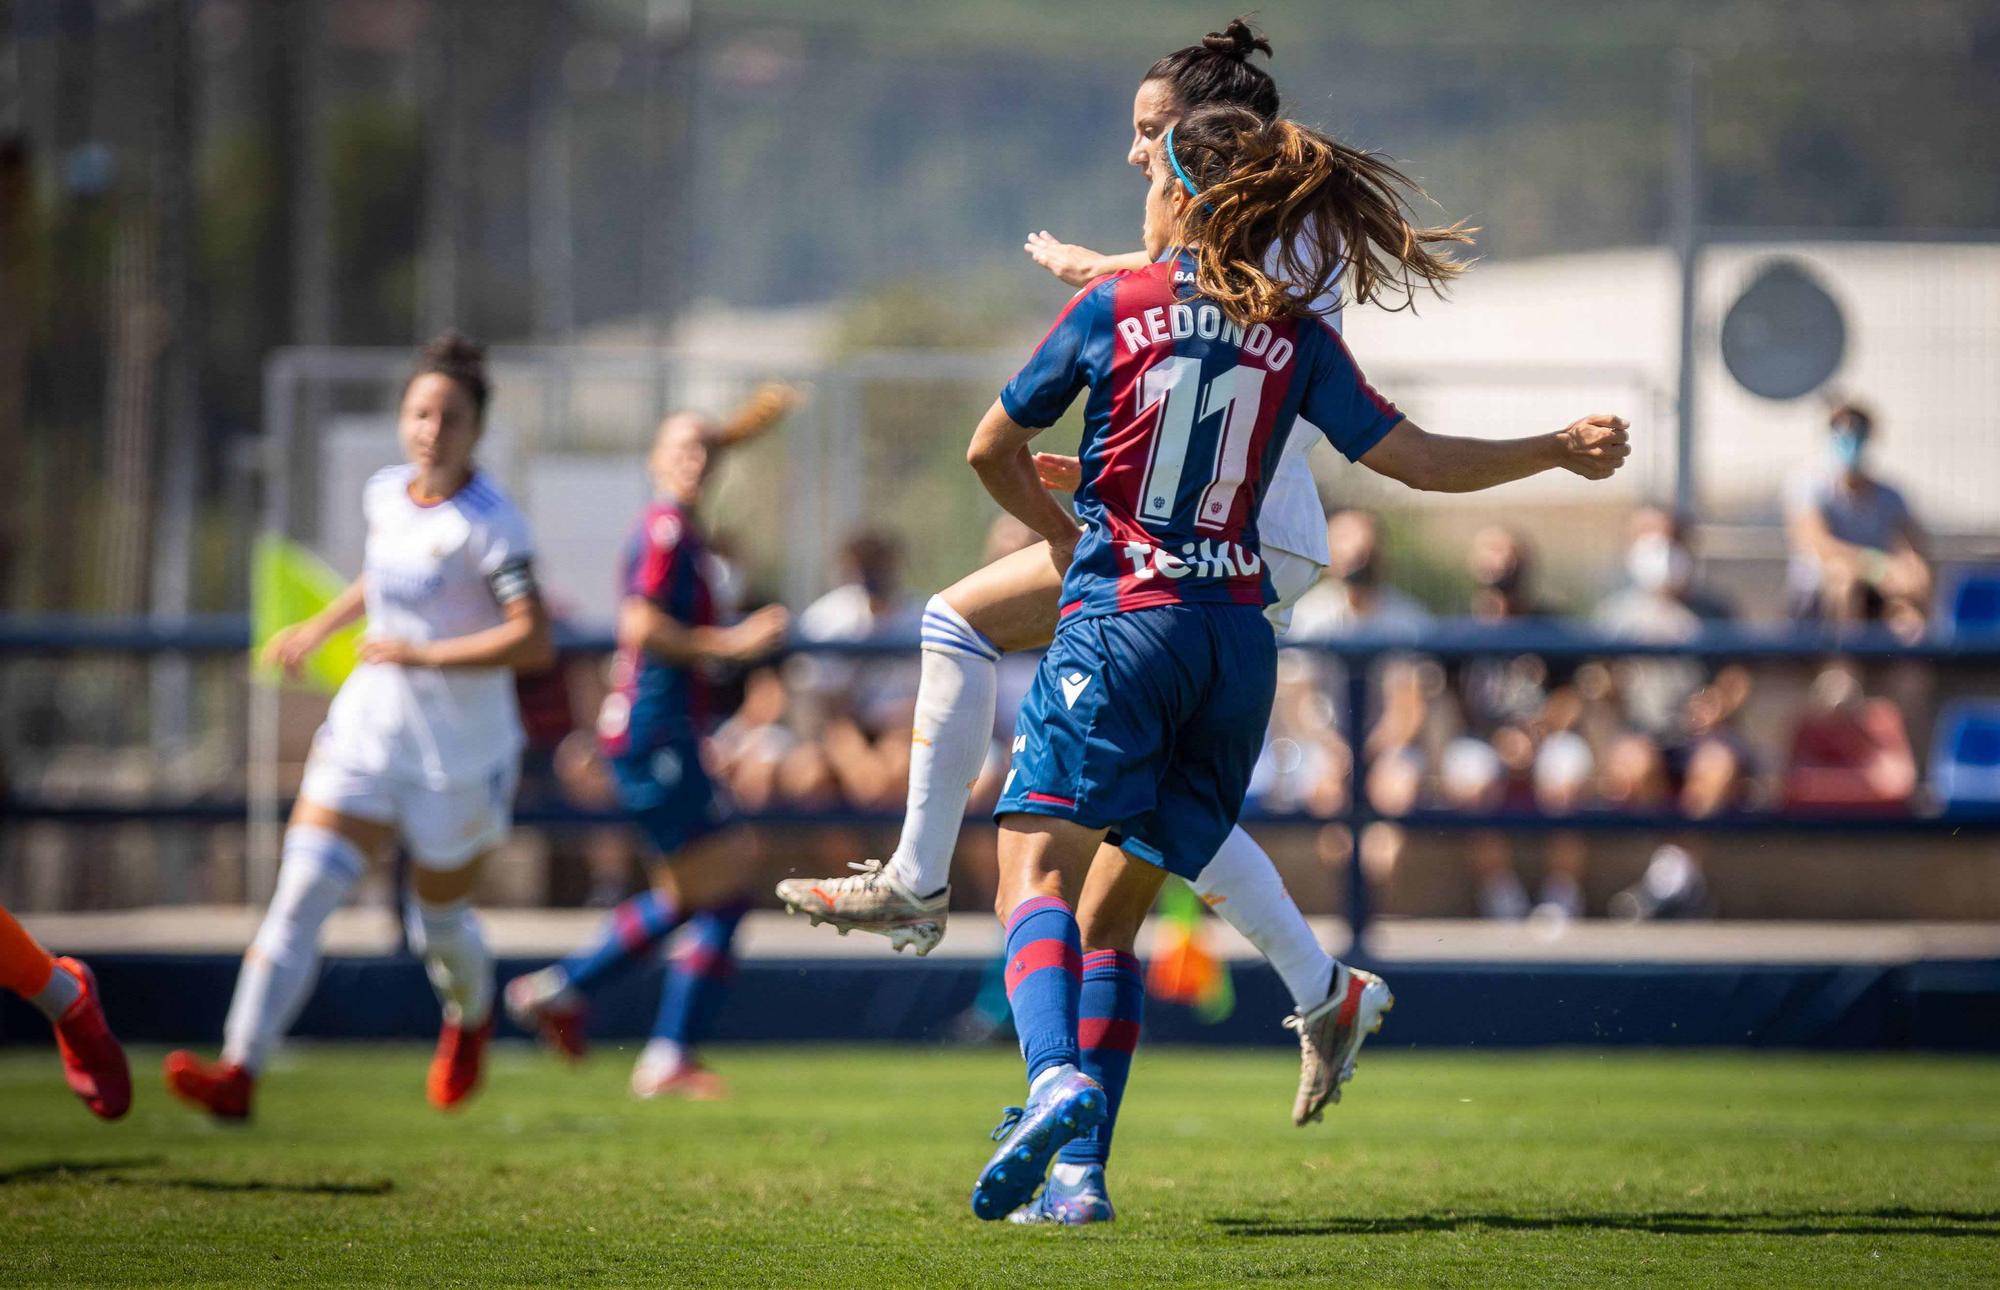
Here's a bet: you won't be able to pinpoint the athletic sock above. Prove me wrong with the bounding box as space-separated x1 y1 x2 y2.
1057 949 1143 1167
650 901 748 1052
560 888 682 994
0 906 77 1020
222 825 365 1073
407 896 494 1027
884 595 1000 896
1002 896 1082 1088
1194 825 1336 1009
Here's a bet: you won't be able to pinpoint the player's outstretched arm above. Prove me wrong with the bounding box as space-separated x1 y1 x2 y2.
1358 415 1630 493
618 599 789 667
1024 232 1153 288
363 593 556 671
709 383 803 450
261 576 368 680
967 399 1085 566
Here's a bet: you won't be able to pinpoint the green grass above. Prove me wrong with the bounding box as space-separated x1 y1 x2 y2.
3 1045 1997 1287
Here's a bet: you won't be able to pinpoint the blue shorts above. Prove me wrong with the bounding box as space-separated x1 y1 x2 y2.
995 603 1276 880
610 741 725 859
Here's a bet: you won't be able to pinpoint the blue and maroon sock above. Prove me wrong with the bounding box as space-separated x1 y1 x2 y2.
560 888 682 994
1057 950 1144 1167
650 901 748 1049
1003 895 1082 1089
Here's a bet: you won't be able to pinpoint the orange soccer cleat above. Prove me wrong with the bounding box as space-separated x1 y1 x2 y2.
427 1014 494 1110
163 1050 254 1122
50 958 131 1121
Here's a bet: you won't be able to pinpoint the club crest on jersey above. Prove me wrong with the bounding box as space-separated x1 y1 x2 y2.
1120 538 1263 582
650 511 682 550
1059 671 1092 709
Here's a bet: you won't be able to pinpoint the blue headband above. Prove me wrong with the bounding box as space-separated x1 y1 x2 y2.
1162 124 1201 200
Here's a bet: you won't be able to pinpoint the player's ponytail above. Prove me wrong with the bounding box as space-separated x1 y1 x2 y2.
409 330 492 423
1144 17 1280 119
1166 106 1474 326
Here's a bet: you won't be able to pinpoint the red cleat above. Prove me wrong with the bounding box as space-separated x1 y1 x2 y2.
427 1013 494 1110
50 958 131 1121
504 969 588 1060
163 1050 253 1122
630 1058 729 1102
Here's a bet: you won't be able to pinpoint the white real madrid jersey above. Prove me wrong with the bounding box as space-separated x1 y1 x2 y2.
317 465 534 790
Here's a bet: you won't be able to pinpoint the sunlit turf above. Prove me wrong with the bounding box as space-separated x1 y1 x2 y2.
3 1044 1996 1287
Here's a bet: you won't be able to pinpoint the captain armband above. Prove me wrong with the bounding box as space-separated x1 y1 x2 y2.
487 555 540 606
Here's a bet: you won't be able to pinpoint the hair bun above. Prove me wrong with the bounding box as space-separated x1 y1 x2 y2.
1202 17 1273 61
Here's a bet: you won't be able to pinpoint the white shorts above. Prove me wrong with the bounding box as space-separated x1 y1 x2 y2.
1263 546 1327 636
299 748 518 870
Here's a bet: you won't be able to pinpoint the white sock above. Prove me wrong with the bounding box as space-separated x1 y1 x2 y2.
406 896 494 1027
1195 825 1337 1010
29 962 81 1021
223 825 364 1073
885 595 1000 896
639 1037 685 1070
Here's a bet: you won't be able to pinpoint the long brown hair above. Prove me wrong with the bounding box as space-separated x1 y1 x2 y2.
1164 105 1473 325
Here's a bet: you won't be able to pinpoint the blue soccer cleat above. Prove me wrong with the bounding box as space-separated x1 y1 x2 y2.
1008 1163 1115 1226
970 1066 1107 1221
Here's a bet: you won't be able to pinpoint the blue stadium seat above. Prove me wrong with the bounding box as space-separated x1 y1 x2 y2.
1930 700 2000 808
1940 567 2000 639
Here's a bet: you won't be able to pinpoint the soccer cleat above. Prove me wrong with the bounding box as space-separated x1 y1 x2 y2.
1008 1164 1115 1226
427 1014 494 1110
970 1066 1107 1221
1284 965 1394 1127
775 859 948 956
163 1051 253 1122
630 1057 730 1102
49 958 131 1121
504 968 589 1060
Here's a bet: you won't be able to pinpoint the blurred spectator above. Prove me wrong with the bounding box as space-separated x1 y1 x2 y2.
1288 510 1432 640
1785 402 1932 641
1439 527 1588 920
791 529 922 735
1782 659 1917 813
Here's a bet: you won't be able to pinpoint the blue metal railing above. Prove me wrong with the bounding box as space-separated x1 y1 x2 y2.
7 614 2000 941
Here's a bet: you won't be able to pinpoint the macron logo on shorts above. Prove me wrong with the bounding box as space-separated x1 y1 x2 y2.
1060 672 1092 709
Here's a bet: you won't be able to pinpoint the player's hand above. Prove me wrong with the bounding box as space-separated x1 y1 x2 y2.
359 636 428 666
728 605 791 661
713 383 805 448
1024 231 1106 289
260 623 323 680
1553 415 1630 480
1033 452 1082 492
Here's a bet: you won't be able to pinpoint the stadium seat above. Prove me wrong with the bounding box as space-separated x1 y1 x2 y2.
1938 567 2000 639
1929 700 2000 808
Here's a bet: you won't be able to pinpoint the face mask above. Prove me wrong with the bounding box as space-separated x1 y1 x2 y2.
1831 429 1865 470
1626 533 1692 593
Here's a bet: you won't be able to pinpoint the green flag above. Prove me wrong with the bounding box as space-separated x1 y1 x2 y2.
252 535 359 693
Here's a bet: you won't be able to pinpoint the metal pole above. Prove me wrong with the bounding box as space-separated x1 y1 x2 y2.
1670 50 1703 521
1343 652 1373 958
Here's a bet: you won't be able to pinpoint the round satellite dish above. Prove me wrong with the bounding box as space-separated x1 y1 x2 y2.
1720 259 1846 400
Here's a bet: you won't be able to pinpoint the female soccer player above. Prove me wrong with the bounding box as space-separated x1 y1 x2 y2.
784 19 1470 1137
166 333 553 1120
964 105 1628 1223
0 906 129 1119
503 389 794 1100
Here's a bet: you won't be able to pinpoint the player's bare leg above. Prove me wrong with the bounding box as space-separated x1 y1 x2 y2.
777 544 1063 953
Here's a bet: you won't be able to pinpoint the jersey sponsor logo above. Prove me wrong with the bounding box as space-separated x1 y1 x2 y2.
1059 671 1092 709
1114 302 1296 372
1119 538 1264 582
597 692 631 740
650 511 683 550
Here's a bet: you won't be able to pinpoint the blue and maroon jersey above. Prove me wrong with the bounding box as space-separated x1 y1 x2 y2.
1000 251 1403 620
598 500 719 757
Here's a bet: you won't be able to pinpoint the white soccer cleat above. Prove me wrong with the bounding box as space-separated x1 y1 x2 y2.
774 859 948 956
1284 966 1394 1126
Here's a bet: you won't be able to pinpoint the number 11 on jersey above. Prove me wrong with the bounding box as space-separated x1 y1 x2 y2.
1135 357 1268 535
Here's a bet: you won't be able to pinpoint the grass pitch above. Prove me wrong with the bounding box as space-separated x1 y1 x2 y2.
2 1044 1996 1287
